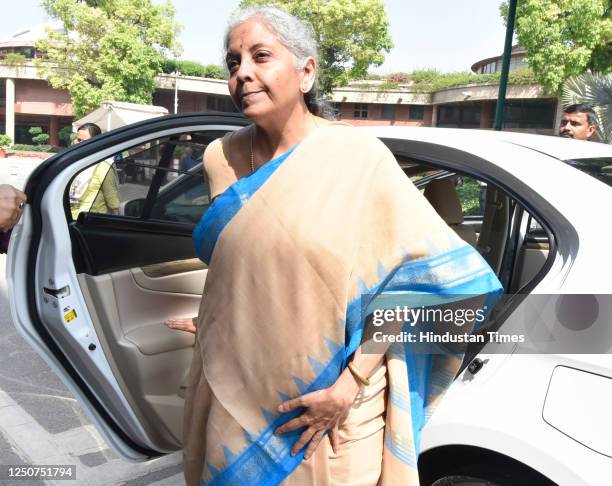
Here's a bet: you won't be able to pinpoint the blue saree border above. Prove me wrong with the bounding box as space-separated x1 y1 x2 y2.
202 243 502 485
193 145 297 265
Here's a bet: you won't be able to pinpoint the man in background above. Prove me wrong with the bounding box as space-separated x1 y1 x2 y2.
69 123 121 219
559 104 598 141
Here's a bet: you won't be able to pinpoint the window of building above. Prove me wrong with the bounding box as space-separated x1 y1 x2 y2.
501 100 555 129
481 62 497 74
409 105 425 120
437 105 481 128
381 104 396 120
509 57 527 71
206 95 239 113
354 103 368 119
14 47 35 59
330 102 341 119
0 47 35 60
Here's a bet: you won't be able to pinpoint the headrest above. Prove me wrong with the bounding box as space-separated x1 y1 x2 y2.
424 178 464 225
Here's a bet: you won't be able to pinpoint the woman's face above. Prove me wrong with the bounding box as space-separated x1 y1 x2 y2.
226 18 312 121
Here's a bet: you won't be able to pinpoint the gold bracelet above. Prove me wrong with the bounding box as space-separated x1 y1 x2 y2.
347 362 371 386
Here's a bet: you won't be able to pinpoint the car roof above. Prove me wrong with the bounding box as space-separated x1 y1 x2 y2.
362 126 612 162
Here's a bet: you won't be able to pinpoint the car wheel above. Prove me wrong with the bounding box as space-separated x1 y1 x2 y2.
431 476 501 486
429 465 550 486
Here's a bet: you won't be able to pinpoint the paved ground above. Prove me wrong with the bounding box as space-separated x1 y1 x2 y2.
0 156 46 191
0 158 186 485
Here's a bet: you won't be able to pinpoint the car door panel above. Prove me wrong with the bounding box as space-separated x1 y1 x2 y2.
130 265 206 294
9 115 246 460
77 270 194 450
139 257 207 278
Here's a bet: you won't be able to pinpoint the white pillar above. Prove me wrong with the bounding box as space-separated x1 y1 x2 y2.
174 71 179 114
5 78 15 144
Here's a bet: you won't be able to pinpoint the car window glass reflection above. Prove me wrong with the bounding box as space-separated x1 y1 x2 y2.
68 131 224 224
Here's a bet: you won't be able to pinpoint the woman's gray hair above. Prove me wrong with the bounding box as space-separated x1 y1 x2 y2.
224 5 332 118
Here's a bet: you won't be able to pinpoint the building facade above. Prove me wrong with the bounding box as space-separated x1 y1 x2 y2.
0 27 559 147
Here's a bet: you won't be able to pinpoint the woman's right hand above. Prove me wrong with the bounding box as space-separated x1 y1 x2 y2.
165 317 197 334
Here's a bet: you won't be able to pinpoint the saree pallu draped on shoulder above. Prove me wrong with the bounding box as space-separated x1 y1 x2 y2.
183 125 503 486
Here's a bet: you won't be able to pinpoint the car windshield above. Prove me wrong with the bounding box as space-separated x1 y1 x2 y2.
564 157 612 187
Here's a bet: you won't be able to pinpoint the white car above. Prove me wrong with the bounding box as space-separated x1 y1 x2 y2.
7 114 612 485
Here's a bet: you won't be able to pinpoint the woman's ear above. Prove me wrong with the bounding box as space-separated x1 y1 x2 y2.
300 56 317 93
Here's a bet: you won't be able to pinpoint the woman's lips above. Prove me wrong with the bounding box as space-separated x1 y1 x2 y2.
241 90 264 100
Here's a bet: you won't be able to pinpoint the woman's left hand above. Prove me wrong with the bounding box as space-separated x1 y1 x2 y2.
274 370 360 459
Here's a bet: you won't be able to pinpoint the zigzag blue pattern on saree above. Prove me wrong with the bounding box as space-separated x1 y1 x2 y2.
192 146 297 265
389 385 411 412
384 430 417 468
347 245 502 463
202 245 501 484
203 346 345 485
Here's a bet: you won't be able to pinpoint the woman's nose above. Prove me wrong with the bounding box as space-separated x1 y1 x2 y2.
236 58 255 81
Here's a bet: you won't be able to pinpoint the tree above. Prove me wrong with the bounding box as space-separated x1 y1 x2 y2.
28 127 50 146
500 0 612 94
37 0 180 118
58 126 74 146
238 0 393 93
160 59 226 79
562 72 611 143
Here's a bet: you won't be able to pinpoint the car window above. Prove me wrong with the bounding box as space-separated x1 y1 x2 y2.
68 130 223 224
456 176 484 217
416 174 484 218
149 166 208 224
564 157 612 187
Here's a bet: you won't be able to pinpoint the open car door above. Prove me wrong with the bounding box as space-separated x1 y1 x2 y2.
7 113 247 460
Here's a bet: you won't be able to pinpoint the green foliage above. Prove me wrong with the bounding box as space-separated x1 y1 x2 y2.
411 71 500 92
160 59 226 79
238 0 393 93
4 53 27 67
37 0 181 118
562 72 612 143
385 72 411 84
507 67 538 85
28 127 50 146
11 144 58 153
358 68 537 93
407 69 441 85
0 135 12 148
457 178 482 216
58 126 74 146
500 0 612 94
378 80 399 90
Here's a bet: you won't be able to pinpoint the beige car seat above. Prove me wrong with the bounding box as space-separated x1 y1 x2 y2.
424 178 478 246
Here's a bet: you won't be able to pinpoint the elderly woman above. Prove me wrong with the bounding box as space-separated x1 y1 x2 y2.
183 6 502 486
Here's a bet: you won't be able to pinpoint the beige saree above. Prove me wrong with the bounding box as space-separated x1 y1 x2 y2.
183 124 502 485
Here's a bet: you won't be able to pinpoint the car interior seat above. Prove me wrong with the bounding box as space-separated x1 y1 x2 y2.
424 178 478 246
